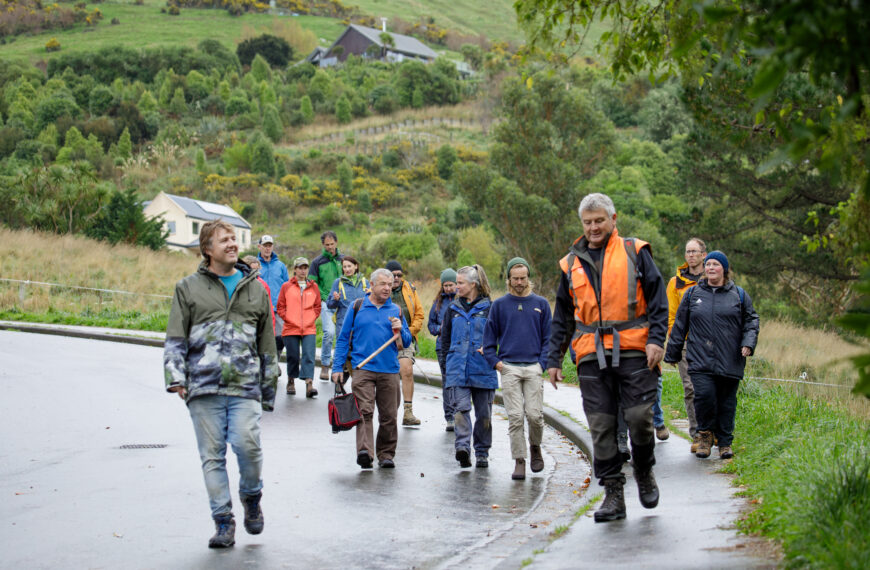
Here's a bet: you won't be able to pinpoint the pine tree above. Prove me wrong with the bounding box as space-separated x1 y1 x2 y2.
335 95 352 124
337 160 353 196
300 95 314 124
169 87 187 116
116 127 132 159
262 104 283 143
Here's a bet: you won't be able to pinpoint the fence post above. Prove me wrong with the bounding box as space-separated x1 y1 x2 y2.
19 282 27 303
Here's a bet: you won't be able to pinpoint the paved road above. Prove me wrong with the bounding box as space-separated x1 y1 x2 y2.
0 331 588 569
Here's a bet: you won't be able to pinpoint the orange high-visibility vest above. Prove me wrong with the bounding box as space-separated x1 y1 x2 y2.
559 229 650 368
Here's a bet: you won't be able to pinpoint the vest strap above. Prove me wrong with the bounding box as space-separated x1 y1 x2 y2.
573 316 649 368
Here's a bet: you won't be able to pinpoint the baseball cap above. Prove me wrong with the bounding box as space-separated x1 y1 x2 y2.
259 235 274 245
293 257 310 268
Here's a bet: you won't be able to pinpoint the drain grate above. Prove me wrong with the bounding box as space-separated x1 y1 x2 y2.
119 444 168 449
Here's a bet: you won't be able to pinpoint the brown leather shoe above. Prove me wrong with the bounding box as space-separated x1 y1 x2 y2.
529 445 544 473
690 433 701 453
511 458 526 480
286 379 296 395
719 446 734 459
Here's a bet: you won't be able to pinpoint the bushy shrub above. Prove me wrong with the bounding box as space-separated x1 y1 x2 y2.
237 34 292 68
89 85 115 116
45 38 61 52
436 144 457 180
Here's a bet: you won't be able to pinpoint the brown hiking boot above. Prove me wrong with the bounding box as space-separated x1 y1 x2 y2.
286 379 296 395
719 446 734 459
402 402 421 426
594 478 626 523
695 430 714 458
655 424 670 440
512 458 526 480
529 445 544 473
690 433 701 453
319 367 329 380
305 379 317 398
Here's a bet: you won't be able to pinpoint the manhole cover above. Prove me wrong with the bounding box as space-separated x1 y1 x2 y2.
119 444 168 449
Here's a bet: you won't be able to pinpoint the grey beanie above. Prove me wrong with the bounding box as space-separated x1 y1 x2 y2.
440 268 457 284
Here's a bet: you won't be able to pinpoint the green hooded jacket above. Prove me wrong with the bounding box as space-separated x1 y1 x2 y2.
163 261 279 410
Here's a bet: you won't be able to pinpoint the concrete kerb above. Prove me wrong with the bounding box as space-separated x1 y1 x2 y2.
0 321 594 465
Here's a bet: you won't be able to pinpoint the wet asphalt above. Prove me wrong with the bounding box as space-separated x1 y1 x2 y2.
0 330 587 569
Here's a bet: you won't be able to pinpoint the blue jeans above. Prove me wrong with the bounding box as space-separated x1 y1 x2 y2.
188 395 263 519
691 372 739 446
446 386 494 458
653 376 664 427
283 334 315 379
320 301 336 367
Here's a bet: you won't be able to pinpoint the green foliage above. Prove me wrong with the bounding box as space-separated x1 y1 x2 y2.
35 95 81 130
194 147 207 173
115 127 132 159
435 144 457 180
636 82 692 143
168 87 187 116
453 71 616 293
357 190 372 213
300 95 314 124
85 187 168 250
236 34 293 68
247 131 275 177
337 159 353 197
250 54 273 83
460 44 484 71
366 231 439 262
137 90 158 114
335 95 352 124
89 85 115 116
262 104 283 143
411 87 423 109
223 141 249 172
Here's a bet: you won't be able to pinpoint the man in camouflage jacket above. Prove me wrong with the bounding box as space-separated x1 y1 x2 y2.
164 220 279 549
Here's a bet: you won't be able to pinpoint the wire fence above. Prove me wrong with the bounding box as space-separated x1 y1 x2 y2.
0 278 172 315
662 368 852 390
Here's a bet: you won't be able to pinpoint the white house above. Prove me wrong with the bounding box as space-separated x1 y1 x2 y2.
143 192 251 255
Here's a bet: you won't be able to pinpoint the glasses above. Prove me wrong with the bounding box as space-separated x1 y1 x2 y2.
392 272 403 278
685 250 705 255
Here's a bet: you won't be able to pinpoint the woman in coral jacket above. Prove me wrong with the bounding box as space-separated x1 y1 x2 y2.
277 257 322 398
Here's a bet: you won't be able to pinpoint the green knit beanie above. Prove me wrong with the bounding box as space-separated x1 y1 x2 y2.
506 257 531 277
440 268 457 284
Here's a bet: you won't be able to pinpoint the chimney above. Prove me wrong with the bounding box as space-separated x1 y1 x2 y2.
380 17 387 32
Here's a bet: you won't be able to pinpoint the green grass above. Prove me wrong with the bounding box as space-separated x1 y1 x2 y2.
0 1 346 63
350 0 523 43
662 372 870 566
0 307 169 331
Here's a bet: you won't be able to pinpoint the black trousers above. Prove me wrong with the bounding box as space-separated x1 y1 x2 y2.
691 372 739 447
578 356 657 483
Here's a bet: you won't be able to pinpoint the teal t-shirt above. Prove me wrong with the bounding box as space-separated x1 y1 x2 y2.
219 270 243 301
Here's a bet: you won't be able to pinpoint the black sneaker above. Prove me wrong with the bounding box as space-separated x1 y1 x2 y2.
635 468 660 509
475 457 489 468
208 515 236 548
241 492 264 535
378 458 395 468
356 450 373 469
455 448 472 468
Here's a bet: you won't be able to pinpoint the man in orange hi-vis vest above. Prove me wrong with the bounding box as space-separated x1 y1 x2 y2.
547 193 668 523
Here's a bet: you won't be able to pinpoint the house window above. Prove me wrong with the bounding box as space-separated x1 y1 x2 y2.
192 221 199 235
167 221 176 235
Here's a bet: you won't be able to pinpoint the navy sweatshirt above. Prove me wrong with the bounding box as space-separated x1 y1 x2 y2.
482 293 552 371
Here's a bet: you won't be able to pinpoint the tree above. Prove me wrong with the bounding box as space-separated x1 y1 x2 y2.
86 187 168 250
168 87 187 116
337 159 353 197
236 34 292 68
300 95 314 124
460 44 484 71
435 144 457 180
262 104 283 143
116 127 132 159
250 54 272 83
89 85 115 116
335 95 352 124
452 72 616 292
247 131 275 177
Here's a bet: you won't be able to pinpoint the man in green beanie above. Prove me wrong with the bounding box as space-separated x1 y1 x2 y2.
482 257 553 480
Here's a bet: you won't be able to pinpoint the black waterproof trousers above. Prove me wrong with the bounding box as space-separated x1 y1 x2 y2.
578 356 658 483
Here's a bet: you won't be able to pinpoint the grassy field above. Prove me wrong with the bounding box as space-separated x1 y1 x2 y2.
0 0 345 63
350 0 522 42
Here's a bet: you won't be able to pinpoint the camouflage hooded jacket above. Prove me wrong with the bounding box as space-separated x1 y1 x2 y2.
164 261 279 410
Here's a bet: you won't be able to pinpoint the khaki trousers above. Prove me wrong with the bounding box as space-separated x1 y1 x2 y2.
500 363 545 459
352 369 400 461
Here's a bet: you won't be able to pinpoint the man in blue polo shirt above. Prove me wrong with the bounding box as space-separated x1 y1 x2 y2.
483 257 553 481
332 268 412 470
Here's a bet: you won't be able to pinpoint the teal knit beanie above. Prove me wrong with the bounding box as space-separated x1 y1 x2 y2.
440 268 457 284
506 257 531 277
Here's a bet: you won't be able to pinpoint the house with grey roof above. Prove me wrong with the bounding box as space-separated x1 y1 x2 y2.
143 191 251 254
321 24 438 66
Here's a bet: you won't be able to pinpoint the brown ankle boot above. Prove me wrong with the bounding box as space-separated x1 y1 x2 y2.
529 445 544 473
305 379 317 398
511 458 526 480
695 430 713 458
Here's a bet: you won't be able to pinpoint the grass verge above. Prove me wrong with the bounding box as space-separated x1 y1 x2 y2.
0 307 168 331
661 374 869 566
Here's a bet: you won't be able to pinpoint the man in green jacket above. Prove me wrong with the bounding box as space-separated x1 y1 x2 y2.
308 230 343 380
164 219 279 549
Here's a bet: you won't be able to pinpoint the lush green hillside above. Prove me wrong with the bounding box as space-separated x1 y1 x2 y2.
0 0 345 62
